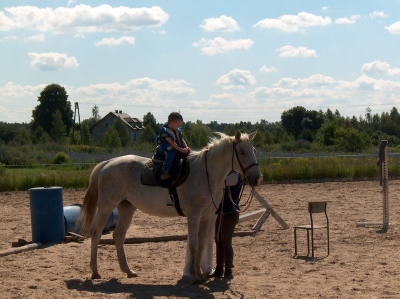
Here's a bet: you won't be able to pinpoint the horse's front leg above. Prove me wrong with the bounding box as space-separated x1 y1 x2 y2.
197 215 216 282
187 216 202 284
113 200 137 278
90 211 111 279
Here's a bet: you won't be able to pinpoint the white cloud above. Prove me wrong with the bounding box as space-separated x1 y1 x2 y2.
274 74 335 89
0 5 169 33
26 34 45 42
216 69 256 90
338 75 400 94
259 65 278 73
94 36 135 46
200 15 240 32
322 7 329 11
77 77 195 101
193 37 253 55
0 81 45 98
253 12 331 32
369 11 388 19
386 21 400 35
335 15 360 25
73 33 85 39
1 33 45 42
277 45 317 57
361 60 400 76
27 52 79 71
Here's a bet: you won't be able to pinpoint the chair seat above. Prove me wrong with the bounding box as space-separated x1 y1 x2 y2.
295 224 327 229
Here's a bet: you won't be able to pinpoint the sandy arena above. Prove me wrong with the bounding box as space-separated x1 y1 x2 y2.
0 180 399 298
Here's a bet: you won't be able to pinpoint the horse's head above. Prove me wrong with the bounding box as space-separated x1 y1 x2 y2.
233 130 263 187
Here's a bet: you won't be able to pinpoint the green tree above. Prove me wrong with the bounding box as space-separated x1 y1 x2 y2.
14 126 31 146
31 84 73 134
140 124 157 143
50 110 66 143
315 121 338 147
185 121 212 148
92 105 101 122
101 126 121 149
81 123 93 145
114 117 130 146
333 127 371 152
281 106 307 138
252 130 265 148
143 112 158 135
281 106 324 140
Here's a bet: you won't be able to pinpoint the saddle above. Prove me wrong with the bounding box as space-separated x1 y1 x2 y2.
140 154 190 216
141 154 190 188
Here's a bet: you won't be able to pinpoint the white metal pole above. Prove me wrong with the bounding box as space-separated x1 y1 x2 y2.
381 141 389 229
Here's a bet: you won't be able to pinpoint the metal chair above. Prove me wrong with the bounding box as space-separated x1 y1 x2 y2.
294 201 329 258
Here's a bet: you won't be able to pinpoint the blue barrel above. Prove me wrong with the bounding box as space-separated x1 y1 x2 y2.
104 208 119 231
29 186 64 243
63 204 82 234
63 205 118 234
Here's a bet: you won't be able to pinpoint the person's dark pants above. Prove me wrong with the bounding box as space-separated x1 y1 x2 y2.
160 146 178 173
214 211 239 270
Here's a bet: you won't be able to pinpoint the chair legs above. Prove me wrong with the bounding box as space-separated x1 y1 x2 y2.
294 228 329 258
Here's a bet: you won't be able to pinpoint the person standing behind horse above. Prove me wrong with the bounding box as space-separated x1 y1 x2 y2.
155 112 191 180
208 171 243 279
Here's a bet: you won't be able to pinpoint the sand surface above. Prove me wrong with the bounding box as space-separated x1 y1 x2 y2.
1 180 399 298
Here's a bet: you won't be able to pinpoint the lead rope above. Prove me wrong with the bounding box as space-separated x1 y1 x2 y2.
222 178 254 214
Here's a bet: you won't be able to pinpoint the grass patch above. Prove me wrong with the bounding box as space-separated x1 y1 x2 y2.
259 155 399 182
0 165 93 192
0 155 399 191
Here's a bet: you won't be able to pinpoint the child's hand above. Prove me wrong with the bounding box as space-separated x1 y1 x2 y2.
186 147 191 153
181 148 188 154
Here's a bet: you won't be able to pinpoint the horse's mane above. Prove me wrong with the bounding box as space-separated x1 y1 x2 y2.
205 132 249 157
188 132 250 163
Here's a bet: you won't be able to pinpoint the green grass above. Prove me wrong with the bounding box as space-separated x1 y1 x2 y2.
260 156 400 182
0 165 94 192
0 155 398 191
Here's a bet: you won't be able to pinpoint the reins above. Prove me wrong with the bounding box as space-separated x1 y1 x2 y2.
205 139 258 212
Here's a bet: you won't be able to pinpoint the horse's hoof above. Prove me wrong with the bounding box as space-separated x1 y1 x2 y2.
191 279 203 285
127 271 138 278
91 273 101 279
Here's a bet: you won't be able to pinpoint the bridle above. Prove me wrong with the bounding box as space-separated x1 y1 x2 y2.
205 139 259 210
232 140 259 177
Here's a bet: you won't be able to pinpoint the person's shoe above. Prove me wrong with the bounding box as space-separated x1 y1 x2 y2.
223 269 233 280
207 267 224 278
161 172 171 180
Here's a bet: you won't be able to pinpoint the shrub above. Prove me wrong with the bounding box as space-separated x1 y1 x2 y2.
53 151 71 164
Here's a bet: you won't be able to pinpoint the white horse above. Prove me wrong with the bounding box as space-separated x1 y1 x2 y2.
76 130 262 284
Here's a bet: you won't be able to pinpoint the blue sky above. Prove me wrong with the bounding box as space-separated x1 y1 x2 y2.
1 0 400 125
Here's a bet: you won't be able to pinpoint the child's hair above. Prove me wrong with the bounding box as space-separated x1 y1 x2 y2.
168 112 183 123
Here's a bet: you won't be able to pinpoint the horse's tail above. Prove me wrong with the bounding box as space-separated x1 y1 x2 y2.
75 160 109 236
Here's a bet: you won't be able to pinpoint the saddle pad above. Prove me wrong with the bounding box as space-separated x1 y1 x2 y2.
141 160 162 186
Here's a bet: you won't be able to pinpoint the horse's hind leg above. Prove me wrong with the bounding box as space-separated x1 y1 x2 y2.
90 208 113 279
113 200 137 278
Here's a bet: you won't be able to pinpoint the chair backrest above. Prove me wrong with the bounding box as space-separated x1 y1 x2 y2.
308 201 327 214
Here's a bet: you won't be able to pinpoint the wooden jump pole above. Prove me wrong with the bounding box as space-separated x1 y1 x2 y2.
99 231 256 245
357 140 390 229
251 188 290 230
0 242 42 257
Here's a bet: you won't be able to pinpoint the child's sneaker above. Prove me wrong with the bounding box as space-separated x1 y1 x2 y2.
161 172 171 180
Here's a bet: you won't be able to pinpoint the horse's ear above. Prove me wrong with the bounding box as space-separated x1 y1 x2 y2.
235 130 241 141
248 130 258 141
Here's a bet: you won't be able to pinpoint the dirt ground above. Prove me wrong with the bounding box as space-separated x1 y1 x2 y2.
1 180 400 299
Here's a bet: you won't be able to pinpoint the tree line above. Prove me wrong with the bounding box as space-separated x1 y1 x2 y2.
1 84 400 166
